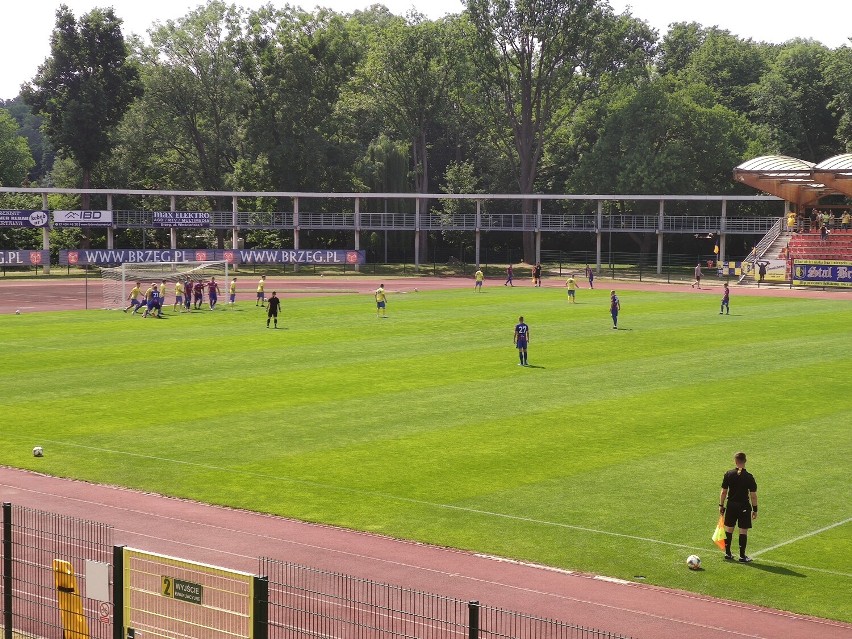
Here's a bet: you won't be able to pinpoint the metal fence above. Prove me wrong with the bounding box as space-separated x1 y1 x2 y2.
1 502 114 639
260 558 632 639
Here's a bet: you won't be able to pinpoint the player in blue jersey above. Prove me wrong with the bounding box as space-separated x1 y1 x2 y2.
513 316 530 366
610 290 620 329
142 284 161 318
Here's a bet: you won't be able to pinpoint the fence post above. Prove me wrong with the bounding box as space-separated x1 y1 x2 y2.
468 600 479 639
253 575 269 639
3 502 12 639
113 545 124 639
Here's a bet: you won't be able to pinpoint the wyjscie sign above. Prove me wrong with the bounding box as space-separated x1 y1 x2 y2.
161 576 203 604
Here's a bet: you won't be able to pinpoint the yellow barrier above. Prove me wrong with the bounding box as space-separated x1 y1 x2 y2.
52 559 90 639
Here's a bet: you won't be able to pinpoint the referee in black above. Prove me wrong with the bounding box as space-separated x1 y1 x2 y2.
719 451 758 562
266 291 281 328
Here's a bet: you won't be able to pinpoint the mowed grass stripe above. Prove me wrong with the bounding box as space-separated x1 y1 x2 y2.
1 287 850 621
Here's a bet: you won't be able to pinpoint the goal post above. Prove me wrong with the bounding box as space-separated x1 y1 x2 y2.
100 260 229 310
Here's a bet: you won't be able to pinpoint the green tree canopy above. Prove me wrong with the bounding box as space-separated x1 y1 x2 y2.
21 4 141 194
0 109 34 186
571 78 762 194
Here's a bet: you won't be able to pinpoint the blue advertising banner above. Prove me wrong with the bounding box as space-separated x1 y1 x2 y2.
0 210 49 228
153 211 211 227
0 250 49 266
53 210 113 227
59 249 366 266
792 260 852 287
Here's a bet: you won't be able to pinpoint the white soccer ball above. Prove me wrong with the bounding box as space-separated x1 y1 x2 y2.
33 446 43 457
686 555 701 570
15 309 21 315
414 288 418 292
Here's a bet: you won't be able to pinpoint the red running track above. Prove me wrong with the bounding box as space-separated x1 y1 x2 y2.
1 468 850 639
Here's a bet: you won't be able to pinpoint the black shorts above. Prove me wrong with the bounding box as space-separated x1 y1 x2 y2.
724 502 752 529
267 308 278 318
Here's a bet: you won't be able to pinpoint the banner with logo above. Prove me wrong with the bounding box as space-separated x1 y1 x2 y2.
153 211 211 228
792 260 852 287
53 211 113 227
0 250 49 266
58 249 366 266
0 210 49 228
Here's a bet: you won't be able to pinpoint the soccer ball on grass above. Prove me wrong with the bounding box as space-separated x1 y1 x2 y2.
686 555 701 570
15 309 21 315
33 446 44 458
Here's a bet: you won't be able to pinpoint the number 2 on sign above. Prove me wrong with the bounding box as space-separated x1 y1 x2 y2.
162 577 172 597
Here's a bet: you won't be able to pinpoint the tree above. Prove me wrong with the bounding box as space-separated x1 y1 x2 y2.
236 5 363 192
359 14 459 256
678 28 769 115
825 45 852 151
464 0 656 261
571 78 762 195
21 5 141 202
131 0 245 196
749 40 840 161
0 109 34 186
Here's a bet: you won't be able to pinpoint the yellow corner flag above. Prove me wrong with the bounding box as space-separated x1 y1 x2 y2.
712 515 726 550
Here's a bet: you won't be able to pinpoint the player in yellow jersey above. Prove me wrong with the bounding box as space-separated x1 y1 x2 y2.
565 274 579 303
256 275 266 307
173 280 184 312
375 284 387 318
159 280 169 313
124 282 143 313
474 267 484 292
228 278 237 305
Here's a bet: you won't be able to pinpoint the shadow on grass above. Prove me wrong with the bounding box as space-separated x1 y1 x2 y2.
743 562 806 577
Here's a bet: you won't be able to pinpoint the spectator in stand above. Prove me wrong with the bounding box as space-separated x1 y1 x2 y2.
841 211 851 231
810 210 818 233
796 212 804 233
820 222 828 244
786 212 796 233
829 211 837 230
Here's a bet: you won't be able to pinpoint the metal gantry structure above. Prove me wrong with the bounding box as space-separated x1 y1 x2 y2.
0 187 785 274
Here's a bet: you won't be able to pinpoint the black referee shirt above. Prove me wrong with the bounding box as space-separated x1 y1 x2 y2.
722 468 757 504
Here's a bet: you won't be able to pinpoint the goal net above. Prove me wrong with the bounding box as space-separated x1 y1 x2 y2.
100 261 229 310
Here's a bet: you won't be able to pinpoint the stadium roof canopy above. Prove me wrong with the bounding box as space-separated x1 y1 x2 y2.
812 154 852 197
733 155 841 207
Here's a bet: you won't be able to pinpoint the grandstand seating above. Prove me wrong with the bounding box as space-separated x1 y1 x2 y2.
782 230 852 261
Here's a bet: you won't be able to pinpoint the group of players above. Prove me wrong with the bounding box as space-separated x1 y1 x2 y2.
123 276 237 317
123 274 284 327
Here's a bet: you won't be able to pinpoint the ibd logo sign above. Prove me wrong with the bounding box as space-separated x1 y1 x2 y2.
53 211 113 227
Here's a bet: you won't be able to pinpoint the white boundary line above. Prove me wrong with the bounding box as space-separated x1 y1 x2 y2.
8 437 852 577
751 518 852 557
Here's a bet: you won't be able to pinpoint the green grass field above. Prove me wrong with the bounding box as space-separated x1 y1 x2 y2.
2 285 851 622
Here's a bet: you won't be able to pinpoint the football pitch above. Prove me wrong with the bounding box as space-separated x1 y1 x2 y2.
2 284 851 622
